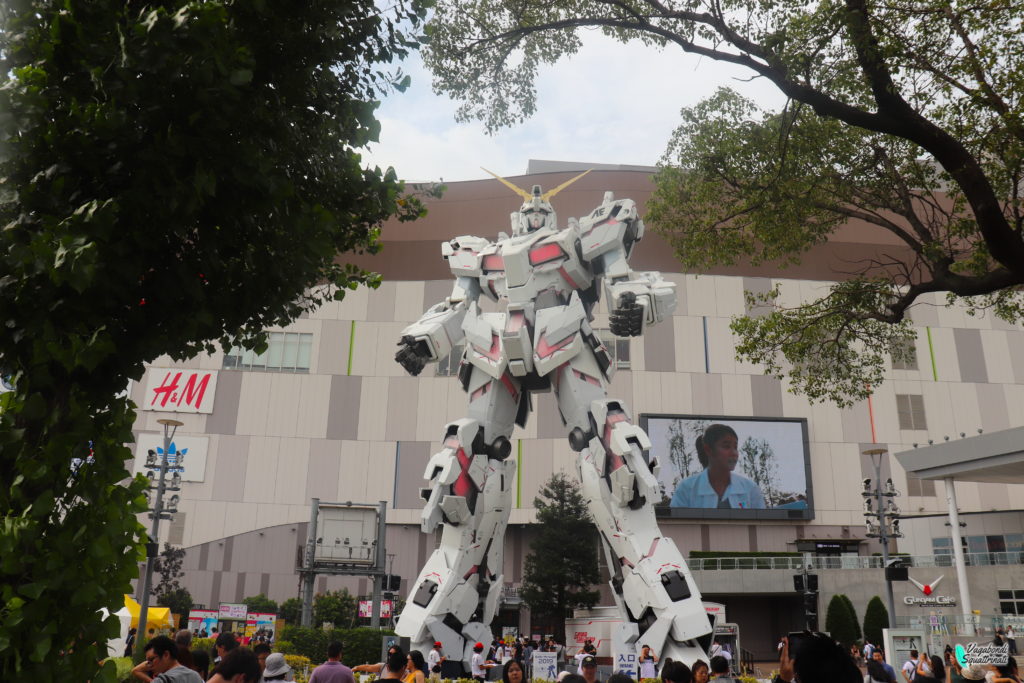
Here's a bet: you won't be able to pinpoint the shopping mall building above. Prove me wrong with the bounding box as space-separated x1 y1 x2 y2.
129 162 1024 660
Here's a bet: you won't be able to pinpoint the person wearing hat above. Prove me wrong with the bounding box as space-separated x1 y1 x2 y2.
428 641 446 681
581 655 601 683
472 642 496 683
263 653 294 682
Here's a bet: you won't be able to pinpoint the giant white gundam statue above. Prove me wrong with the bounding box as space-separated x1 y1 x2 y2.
394 170 712 670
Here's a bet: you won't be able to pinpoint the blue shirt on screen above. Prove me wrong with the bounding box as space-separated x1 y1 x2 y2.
670 470 767 509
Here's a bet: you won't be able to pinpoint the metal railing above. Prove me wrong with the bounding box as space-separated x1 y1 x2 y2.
688 551 1024 571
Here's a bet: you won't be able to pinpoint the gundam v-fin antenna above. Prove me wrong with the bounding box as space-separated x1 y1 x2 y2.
541 168 591 200
480 167 592 202
480 167 532 201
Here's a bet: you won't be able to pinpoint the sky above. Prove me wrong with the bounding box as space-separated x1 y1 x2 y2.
361 33 787 184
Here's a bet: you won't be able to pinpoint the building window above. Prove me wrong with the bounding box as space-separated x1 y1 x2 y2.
596 329 631 370
906 473 936 497
896 394 927 430
436 344 464 377
998 589 1024 615
223 332 313 373
891 338 919 370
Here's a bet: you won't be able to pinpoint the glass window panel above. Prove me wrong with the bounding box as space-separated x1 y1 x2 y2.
1001 602 1018 614
988 536 1007 553
933 537 951 548
267 335 285 369
241 347 256 368
1015 590 1024 600
281 334 299 369
297 335 312 369
616 339 631 368
999 590 1014 600
1006 534 1024 551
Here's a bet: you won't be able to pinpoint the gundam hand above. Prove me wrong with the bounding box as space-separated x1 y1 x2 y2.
396 335 433 376
609 291 645 337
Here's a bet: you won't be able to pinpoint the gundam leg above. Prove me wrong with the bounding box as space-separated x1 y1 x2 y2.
553 348 713 666
396 362 521 672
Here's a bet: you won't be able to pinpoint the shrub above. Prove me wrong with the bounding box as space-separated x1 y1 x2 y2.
277 626 395 664
825 594 860 647
863 596 889 646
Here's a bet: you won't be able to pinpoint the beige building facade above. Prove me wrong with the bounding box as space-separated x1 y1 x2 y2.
130 167 1024 658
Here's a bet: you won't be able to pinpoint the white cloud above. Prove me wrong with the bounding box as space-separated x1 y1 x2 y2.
363 34 786 182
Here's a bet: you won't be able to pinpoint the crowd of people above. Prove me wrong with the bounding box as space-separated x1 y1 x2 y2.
123 627 1022 683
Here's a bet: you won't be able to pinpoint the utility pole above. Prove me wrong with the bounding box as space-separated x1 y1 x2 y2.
135 418 184 660
862 448 903 628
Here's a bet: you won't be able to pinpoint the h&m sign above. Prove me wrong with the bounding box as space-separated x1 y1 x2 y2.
144 369 218 413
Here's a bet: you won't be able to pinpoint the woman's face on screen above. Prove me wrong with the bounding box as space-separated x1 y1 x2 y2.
705 434 739 471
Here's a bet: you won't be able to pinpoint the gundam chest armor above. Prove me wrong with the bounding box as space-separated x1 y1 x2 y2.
392 170 712 672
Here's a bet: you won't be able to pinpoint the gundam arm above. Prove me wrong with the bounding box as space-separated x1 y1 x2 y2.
576 192 676 337
602 251 676 338
396 275 481 376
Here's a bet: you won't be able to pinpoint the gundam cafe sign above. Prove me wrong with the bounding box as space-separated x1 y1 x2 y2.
143 369 218 413
903 574 957 606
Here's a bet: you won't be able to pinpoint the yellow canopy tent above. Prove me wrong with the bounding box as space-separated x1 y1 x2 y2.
121 595 175 630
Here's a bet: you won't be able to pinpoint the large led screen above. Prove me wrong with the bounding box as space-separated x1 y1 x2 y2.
641 414 813 520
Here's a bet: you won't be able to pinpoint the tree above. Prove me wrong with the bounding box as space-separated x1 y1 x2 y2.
153 544 187 599
863 596 889 647
419 0 1024 405
243 594 279 615
280 598 304 626
520 472 601 641
824 594 859 648
840 594 862 643
313 589 359 629
0 0 429 679
156 588 194 629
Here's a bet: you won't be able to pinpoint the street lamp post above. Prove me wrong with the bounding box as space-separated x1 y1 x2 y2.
862 448 902 628
135 418 184 659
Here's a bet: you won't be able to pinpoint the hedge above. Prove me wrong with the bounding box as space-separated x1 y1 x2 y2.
278 626 396 665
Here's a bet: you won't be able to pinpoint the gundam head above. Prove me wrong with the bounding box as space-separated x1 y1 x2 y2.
481 167 591 236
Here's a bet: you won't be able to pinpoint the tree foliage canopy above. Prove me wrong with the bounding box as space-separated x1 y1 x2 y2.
0 0 428 679
825 594 860 648
243 594 280 615
863 595 889 646
313 589 359 630
520 472 601 639
421 0 1024 404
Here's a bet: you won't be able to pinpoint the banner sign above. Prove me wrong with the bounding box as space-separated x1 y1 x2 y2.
358 600 393 618
533 652 558 680
219 602 248 620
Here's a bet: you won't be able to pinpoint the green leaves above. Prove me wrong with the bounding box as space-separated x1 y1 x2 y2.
0 0 429 678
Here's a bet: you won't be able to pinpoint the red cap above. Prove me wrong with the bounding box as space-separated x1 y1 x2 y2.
475 642 484 649
434 642 443 647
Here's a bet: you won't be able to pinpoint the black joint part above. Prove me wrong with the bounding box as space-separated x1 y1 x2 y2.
413 580 439 608
420 487 431 502
472 428 487 455
661 570 692 602
568 427 591 452
489 436 512 460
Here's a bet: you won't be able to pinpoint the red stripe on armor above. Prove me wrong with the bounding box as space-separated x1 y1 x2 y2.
463 565 480 580
482 254 505 271
505 311 525 334
604 413 628 472
453 446 473 497
572 369 601 386
536 332 575 359
557 266 579 289
500 373 519 402
475 333 501 362
528 243 565 265
470 384 490 401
